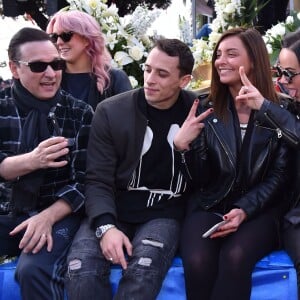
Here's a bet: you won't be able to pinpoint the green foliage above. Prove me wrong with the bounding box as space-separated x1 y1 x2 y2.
239 0 268 27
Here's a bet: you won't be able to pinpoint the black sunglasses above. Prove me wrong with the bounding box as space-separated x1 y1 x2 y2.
16 59 66 73
49 31 74 43
276 66 300 84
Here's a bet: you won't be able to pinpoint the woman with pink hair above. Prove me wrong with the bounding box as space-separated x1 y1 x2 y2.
46 10 132 110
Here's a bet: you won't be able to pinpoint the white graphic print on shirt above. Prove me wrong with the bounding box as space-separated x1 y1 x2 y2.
128 124 186 207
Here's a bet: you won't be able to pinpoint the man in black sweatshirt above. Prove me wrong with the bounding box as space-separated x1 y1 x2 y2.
65 38 212 300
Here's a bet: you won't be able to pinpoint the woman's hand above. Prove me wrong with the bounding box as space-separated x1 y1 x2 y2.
210 208 247 238
173 99 213 151
236 66 265 110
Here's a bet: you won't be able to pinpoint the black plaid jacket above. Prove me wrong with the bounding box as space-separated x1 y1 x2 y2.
0 90 93 214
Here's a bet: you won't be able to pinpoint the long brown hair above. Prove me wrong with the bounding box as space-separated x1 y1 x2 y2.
208 27 279 120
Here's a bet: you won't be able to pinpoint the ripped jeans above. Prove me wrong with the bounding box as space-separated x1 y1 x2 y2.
65 218 180 300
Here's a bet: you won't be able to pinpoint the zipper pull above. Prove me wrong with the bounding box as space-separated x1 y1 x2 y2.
276 128 282 138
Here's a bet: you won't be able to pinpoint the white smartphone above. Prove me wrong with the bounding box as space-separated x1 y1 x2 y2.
202 220 228 238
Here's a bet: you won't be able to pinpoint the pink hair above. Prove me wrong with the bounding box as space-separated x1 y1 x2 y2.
46 10 112 93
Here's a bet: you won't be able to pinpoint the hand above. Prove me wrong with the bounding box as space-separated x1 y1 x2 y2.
235 66 264 110
10 212 54 254
100 228 133 270
173 99 213 151
209 208 247 238
30 136 70 170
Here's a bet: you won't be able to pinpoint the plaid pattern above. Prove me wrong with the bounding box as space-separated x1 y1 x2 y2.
0 90 93 213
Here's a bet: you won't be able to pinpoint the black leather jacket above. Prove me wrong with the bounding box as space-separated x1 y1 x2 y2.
255 98 300 224
184 97 291 220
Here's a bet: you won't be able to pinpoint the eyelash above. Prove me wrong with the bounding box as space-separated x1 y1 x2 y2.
144 68 168 77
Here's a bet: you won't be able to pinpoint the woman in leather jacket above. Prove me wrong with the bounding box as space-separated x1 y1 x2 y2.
46 10 132 110
174 27 291 300
242 29 300 297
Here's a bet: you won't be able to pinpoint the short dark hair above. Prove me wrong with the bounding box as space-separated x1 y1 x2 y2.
8 27 52 62
154 38 194 76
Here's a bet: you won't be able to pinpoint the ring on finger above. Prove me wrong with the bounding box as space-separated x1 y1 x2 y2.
108 257 113 262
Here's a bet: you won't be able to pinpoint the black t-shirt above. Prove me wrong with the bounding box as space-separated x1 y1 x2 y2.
117 97 189 223
61 73 91 102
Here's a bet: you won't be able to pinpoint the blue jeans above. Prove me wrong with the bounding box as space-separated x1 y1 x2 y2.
65 218 180 300
0 213 81 300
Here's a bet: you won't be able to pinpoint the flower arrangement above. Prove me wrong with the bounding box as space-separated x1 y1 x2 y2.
191 0 264 67
65 0 161 87
263 11 300 66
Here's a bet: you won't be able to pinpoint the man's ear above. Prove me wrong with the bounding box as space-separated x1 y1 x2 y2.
9 61 20 79
180 74 192 89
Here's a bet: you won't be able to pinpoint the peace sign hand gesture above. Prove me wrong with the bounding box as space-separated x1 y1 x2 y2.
236 66 265 110
173 99 213 151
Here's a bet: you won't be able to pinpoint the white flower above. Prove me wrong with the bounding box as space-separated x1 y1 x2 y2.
140 35 152 48
286 15 294 25
263 10 300 65
129 76 139 88
266 23 286 38
88 0 98 10
128 45 144 61
224 3 236 14
266 44 273 54
114 51 133 67
209 32 222 45
103 4 118 17
130 5 161 37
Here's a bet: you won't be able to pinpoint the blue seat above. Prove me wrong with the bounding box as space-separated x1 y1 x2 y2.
0 251 297 300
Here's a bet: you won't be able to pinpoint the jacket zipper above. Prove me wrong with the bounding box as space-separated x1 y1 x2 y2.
180 150 192 180
263 112 299 146
208 122 236 199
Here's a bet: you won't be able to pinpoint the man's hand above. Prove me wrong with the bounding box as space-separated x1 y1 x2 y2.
10 212 54 254
30 136 70 169
100 228 133 270
0 136 70 181
173 99 213 151
9 199 72 254
235 66 265 110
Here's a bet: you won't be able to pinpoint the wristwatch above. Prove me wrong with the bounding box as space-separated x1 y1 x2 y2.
95 224 115 239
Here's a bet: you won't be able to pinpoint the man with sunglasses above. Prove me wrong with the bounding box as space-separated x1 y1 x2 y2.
0 27 93 300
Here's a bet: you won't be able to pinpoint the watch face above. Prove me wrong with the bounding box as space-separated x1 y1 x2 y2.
95 227 103 239
95 224 115 239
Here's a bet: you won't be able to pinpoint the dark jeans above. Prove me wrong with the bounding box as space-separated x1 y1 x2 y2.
65 217 180 300
283 223 300 298
0 213 81 300
180 210 279 300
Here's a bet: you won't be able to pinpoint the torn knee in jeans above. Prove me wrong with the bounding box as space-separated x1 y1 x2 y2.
137 239 165 267
142 238 164 248
138 257 152 266
68 259 82 271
